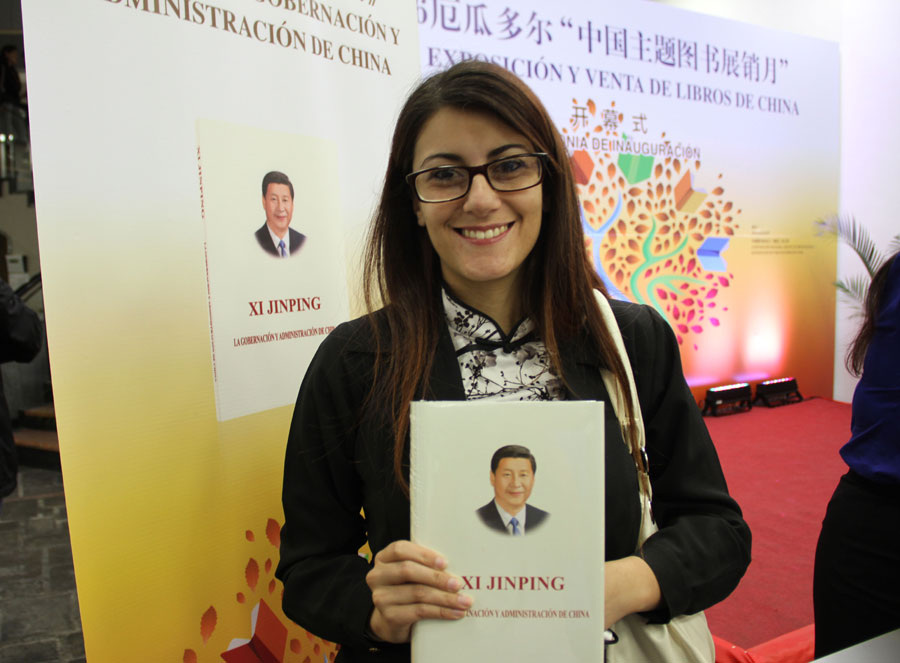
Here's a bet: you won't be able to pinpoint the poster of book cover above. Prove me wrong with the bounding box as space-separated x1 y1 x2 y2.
410 401 606 662
196 118 347 421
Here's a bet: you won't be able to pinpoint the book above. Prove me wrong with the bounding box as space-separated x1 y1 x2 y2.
570 149 595 185
617 152 654 185
409 400 606 662
220 599 288 663
697 237 730 272
195 118 348 421
674 170 708 213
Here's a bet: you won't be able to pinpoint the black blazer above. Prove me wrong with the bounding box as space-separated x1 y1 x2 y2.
476 501 549 534
255 224 306 256
276 300 751 662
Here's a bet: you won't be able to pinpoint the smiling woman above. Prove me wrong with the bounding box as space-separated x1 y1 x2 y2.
275 61 751 663
410 107 544 327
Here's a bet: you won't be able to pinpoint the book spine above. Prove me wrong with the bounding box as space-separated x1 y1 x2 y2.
409 402 420 542
196 142 221 419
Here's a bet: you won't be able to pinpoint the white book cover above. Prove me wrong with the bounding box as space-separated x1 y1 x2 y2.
195 118 348 421
410 401 606 662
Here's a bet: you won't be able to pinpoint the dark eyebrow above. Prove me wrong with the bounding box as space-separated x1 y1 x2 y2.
418 143 532 169
488 143 531 159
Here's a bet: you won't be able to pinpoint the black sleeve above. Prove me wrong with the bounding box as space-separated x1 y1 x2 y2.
0 279 42 364
618 304 751 620
274 324 376 649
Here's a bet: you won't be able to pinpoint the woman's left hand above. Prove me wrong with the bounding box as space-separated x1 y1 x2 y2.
604 556 662 628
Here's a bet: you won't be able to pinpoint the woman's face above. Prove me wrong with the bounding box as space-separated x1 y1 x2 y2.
411 107 543 303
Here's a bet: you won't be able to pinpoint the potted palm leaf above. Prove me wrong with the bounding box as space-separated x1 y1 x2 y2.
815 215 900 312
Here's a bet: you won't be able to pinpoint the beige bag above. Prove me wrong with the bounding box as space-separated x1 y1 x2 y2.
594 291 715 663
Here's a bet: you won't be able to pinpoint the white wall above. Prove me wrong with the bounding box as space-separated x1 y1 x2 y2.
649 0 900 402
833 0 900 401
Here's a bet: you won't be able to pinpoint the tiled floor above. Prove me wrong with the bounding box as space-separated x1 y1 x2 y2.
0 459 85 662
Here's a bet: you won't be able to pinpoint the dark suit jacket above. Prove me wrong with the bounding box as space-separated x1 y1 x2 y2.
0 279 42 499
476 501 549 534
276 301 751 662
255 224 306 256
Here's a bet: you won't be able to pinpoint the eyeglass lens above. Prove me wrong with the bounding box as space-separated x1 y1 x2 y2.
414 154 542 203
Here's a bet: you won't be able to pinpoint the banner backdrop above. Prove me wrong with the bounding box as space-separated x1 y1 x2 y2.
22 1 419 661
24 0 838 661
418 0 840 401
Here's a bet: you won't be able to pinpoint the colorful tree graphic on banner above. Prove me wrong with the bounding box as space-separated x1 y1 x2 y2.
564 100 741 349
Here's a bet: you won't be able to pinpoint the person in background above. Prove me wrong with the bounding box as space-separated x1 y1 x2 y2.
0 277 42 509
814 249 900 657
276 61 750 662
0 45 22 107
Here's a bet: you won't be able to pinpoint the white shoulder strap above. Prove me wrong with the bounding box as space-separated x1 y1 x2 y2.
593 290 654 510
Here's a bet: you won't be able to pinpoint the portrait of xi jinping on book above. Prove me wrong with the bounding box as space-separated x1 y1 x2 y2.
475 444 550 536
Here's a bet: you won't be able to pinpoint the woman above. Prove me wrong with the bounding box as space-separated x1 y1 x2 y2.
276 61 751 662
814 250 900 657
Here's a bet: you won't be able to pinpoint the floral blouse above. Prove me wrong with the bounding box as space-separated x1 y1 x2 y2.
442 288 564 401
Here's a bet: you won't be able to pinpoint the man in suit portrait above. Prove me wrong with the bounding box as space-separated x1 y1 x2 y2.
255 171 306 257
476 445 549 535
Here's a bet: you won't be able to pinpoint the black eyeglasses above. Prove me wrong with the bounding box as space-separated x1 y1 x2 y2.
406 153 548 203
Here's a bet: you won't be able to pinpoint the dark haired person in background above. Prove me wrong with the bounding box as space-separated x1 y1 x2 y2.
814 249 900 657
0 45 22 107
476 444 548 535
0 278 42 509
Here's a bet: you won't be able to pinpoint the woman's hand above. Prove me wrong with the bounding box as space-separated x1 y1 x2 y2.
604 556 662 629
366 540 474 643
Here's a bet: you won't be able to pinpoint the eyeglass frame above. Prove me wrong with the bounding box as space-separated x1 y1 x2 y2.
405 152 550 204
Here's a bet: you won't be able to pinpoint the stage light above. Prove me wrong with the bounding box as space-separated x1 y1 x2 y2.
702 382 752 416
755 377 803 407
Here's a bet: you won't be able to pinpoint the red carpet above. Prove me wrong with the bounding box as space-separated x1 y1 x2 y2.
702 398 851 649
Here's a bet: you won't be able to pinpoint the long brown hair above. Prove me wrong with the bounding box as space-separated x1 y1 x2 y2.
846 251 899 376
363 61 643 494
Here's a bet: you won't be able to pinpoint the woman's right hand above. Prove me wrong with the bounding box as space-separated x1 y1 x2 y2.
365 540 473 643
